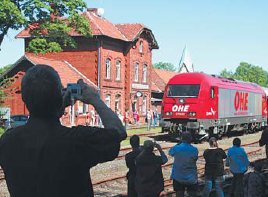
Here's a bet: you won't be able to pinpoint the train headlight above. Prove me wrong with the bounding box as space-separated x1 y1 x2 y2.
165 112 173 116
188 112 196 117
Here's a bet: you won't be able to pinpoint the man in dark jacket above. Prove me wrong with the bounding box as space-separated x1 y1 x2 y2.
244 162 265 197
125 135 142 197
202 137 227 197
0 65 126 197
135 140 168 197
259 127 268 159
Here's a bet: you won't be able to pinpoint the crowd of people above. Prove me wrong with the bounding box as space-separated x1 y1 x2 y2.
125 128 268 197
0 64 267 197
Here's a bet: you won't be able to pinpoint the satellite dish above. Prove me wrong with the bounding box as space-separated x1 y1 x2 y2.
97 8 104 17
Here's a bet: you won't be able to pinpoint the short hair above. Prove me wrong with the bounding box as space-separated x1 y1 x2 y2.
209 137 217 147
253 162 262 172
21 65 63 118
143 140 154 152
130 135 140 148
233 137 241 147
181 132 192 143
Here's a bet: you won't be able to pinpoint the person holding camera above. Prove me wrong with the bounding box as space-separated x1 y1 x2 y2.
125 135 142 197
0 64 126 197
135 140 168 197
202 137 227 197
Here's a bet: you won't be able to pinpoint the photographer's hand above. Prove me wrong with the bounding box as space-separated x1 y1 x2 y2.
155 143 168 164
75 79 126 140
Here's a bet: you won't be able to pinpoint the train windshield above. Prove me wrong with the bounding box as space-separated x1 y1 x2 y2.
167 84 200 97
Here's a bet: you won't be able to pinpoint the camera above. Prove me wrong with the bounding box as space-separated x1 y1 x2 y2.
66 83 82 97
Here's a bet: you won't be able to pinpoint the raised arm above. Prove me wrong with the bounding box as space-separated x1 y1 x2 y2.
76 79 127 140
155 143 168 164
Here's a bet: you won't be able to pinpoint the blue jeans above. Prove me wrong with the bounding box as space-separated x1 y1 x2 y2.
202 176 224 197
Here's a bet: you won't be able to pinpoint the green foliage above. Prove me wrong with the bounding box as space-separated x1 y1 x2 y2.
220 68 234 79
0 64 12 75
27 38 62 54
220 62 268 87
0 64 13 105
153 62 176 71
0 0 91 53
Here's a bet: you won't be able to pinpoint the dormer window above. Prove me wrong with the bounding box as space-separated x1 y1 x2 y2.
139 41 143 53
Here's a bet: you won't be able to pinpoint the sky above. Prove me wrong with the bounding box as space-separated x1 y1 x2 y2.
0 0 267 74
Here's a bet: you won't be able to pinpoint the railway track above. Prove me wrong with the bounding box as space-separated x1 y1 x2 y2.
0 139 264 196
92 140 264 196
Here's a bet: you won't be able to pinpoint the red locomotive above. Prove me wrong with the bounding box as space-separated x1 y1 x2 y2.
161 72 267 140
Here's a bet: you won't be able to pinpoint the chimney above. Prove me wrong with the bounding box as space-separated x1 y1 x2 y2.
87 8 104 17
87 8 98 14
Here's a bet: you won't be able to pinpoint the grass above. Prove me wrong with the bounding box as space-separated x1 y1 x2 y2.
120 126 161 147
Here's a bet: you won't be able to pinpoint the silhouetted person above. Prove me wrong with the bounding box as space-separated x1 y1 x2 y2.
0 65 126 197
244 162 265 197
226 137 249 197
202 137 227 197
125 135 142 197
169 132 198 197
259 127 268 159
135 140 168 197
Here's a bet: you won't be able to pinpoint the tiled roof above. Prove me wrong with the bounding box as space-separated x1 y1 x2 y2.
16 9 158 48
153 68 178 84
151 68 177 92
115 24 144 41
25 54 97 88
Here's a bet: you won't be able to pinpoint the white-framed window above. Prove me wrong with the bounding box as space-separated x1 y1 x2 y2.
115 94 121 112
106 58 111 79
77 101 83 114
142 96 147 115
139 41 143 53
142 64 147 83
134 63 139 82
105 94 111 108
115 60 121 80
83 104 88 114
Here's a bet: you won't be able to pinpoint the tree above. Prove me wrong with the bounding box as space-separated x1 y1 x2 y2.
0 0 91 53
0 64 12 105
153 62 176 71
220 68 234 79
0 64 12 75
219 62 268 87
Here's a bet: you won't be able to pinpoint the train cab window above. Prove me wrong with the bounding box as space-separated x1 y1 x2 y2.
167 84 200 97
210 87 215 99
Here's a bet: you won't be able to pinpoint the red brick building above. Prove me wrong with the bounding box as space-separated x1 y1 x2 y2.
1 8 159 125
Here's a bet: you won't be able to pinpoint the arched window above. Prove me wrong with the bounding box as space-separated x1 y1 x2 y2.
139 41 143 53
106 59 111 79
115 94 121 112
142 64 147 83
134 63 139 82
142 96 147 115
105 94 111 108
132 95 137 112
115 61 121 80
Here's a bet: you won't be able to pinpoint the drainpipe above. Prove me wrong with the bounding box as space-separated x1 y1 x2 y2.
97 39 101 92
97 39 103 127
